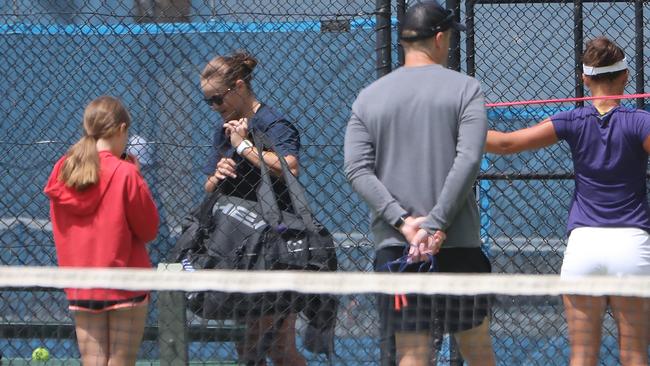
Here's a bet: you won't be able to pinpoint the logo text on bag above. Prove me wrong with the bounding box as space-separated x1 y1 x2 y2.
214 203 266 230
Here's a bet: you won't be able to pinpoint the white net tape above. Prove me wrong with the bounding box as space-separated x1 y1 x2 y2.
2 265 650 297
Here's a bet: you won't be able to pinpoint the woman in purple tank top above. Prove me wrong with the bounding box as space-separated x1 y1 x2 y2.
487 37 650 366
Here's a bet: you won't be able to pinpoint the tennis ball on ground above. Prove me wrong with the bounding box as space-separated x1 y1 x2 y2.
31 347 50 362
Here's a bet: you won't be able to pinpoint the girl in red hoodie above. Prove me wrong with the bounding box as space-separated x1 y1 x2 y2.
44 96 159 365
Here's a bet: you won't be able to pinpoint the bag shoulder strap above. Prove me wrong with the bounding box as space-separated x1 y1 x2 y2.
253 132 282 227
252 131 318 232
197 183 223 229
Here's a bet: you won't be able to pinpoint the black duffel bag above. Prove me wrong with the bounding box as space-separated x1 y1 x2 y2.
170 131 337 321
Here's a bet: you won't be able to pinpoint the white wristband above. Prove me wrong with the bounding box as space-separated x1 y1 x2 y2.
236 139 254 155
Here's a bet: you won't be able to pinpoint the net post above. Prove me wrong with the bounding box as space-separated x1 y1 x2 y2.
157 263 188 365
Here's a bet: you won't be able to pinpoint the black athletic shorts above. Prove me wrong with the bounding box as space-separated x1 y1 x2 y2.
375 246 492 336
69 294 148 313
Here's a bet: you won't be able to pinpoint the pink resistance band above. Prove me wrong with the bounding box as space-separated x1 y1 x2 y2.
485 93 650 108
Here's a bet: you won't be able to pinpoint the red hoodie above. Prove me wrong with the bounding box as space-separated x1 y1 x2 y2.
44 151 159 301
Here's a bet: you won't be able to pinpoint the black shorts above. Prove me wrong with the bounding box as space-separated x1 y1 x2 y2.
69 294 148 313
375 246 492 336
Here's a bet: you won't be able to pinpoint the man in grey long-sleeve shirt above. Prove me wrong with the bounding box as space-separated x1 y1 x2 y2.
344 2 496 365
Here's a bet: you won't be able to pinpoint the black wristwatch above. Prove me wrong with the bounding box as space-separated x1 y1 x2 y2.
393 214 408 230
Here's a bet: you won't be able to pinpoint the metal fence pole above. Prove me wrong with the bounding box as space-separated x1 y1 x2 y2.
573 0 584 107
635 0 645 109
446 0 461 71
466 0 476 77
397 0 406 66
376 0 392 77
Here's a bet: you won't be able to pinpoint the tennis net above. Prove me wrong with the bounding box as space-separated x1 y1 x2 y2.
2 265 650 365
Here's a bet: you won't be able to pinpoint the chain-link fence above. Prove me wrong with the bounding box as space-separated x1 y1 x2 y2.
1 0 649 364
470 1 649 364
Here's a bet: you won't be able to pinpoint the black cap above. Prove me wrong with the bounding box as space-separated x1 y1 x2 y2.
400 1 466 41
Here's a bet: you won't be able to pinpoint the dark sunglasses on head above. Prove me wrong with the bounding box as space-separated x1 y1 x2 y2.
203 87 233 106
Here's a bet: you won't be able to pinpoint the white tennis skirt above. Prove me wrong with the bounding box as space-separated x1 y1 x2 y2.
561 227 650 277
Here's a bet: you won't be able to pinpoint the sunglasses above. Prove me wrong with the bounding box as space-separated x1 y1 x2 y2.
203 87 233 106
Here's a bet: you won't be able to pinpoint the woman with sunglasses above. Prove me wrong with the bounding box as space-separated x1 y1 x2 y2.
486 37 650 366
199 51 304 366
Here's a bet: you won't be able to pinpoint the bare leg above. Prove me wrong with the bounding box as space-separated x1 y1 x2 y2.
454 317 496 366
107 303 148 366
563 295 607 366
263 314 306 366
640 297 650 351
237 318 266 365
609 296 648 366
395 332 430 366
73 311 109 366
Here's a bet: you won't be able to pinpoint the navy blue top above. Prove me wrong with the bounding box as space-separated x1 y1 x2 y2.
551 105 650 234
204 104 300 210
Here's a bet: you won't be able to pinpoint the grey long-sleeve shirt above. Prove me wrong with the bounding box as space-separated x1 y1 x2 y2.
344 64 487 249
